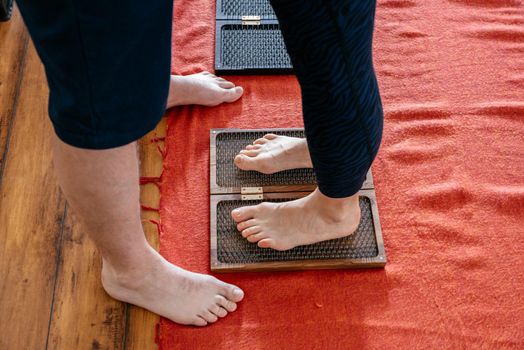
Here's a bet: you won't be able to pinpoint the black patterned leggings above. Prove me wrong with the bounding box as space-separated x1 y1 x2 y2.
270 0 384 198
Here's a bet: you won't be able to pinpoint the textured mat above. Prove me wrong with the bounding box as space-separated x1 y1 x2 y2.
216 197 378 263
216 0 276 19
211 128 373 190
215 21 292 74
162 0 524 348
215 0 290 73
215 128 314 187
210 128 382 271
212 196 382 269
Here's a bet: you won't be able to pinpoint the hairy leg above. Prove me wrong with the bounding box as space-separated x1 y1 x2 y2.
52 135 243 326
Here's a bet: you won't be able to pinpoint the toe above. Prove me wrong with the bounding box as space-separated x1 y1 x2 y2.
193 317 208 327
215 295 238 312
231 205 258 222
236 219 258 231
218 81 235 89
216 307 228 318
257 238 276 249
246 232 267 243
218 283 244 302
234 154 257 171
245 144 257 150
264 133 278 140
253 138 268 145
223 86 243 103
216 76 233 84
210 304 228 318
239 149 260 157
241 226 262 238
200 310 218 323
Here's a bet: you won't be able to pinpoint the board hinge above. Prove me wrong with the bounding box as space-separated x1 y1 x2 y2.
241 15 261 26
241 187 263 200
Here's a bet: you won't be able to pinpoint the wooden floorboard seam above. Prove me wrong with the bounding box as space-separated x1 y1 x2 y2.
123 302 131 349
0 36 29 184
44 203 69 350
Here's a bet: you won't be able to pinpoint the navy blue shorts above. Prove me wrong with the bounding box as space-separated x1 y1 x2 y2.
16 0 173 149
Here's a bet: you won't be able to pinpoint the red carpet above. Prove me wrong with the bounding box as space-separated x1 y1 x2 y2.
159 0 524 348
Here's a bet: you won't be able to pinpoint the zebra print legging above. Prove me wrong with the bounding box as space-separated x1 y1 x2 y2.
270 0 384 198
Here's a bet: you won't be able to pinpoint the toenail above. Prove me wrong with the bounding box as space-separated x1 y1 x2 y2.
233 288 244 297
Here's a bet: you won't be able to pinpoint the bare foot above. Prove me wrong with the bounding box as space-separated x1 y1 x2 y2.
231 189 360 251
234 133 313 174
101 248 244 326
166 71 243 108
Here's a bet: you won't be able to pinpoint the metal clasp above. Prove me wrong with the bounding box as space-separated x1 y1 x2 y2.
241 187 263 200
241 15 261 26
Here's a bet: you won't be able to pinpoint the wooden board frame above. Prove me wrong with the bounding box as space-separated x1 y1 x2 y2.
210 190 386 272
210 128 374 195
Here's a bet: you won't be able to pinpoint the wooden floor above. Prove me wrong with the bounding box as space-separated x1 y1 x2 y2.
0 7 161 349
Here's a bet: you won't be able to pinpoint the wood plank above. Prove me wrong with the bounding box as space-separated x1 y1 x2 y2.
125 118 166 350
0 5 29 176
0 42 66 350
46 209 127 350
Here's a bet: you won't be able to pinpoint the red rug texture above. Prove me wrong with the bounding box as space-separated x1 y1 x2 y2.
158 0 524 348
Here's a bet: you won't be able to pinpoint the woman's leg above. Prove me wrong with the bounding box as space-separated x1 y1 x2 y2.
232 0 383 250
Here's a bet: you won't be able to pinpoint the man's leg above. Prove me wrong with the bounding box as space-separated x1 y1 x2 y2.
16 0 244 326
52 137 243 326
232 0 384 251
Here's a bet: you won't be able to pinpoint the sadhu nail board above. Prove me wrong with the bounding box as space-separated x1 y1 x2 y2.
215 0 293 74
210 128 386 272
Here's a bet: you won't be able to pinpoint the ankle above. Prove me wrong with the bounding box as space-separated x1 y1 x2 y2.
167 75 184 107
312 189 360 223
288 138 312 168
101 247 161 288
